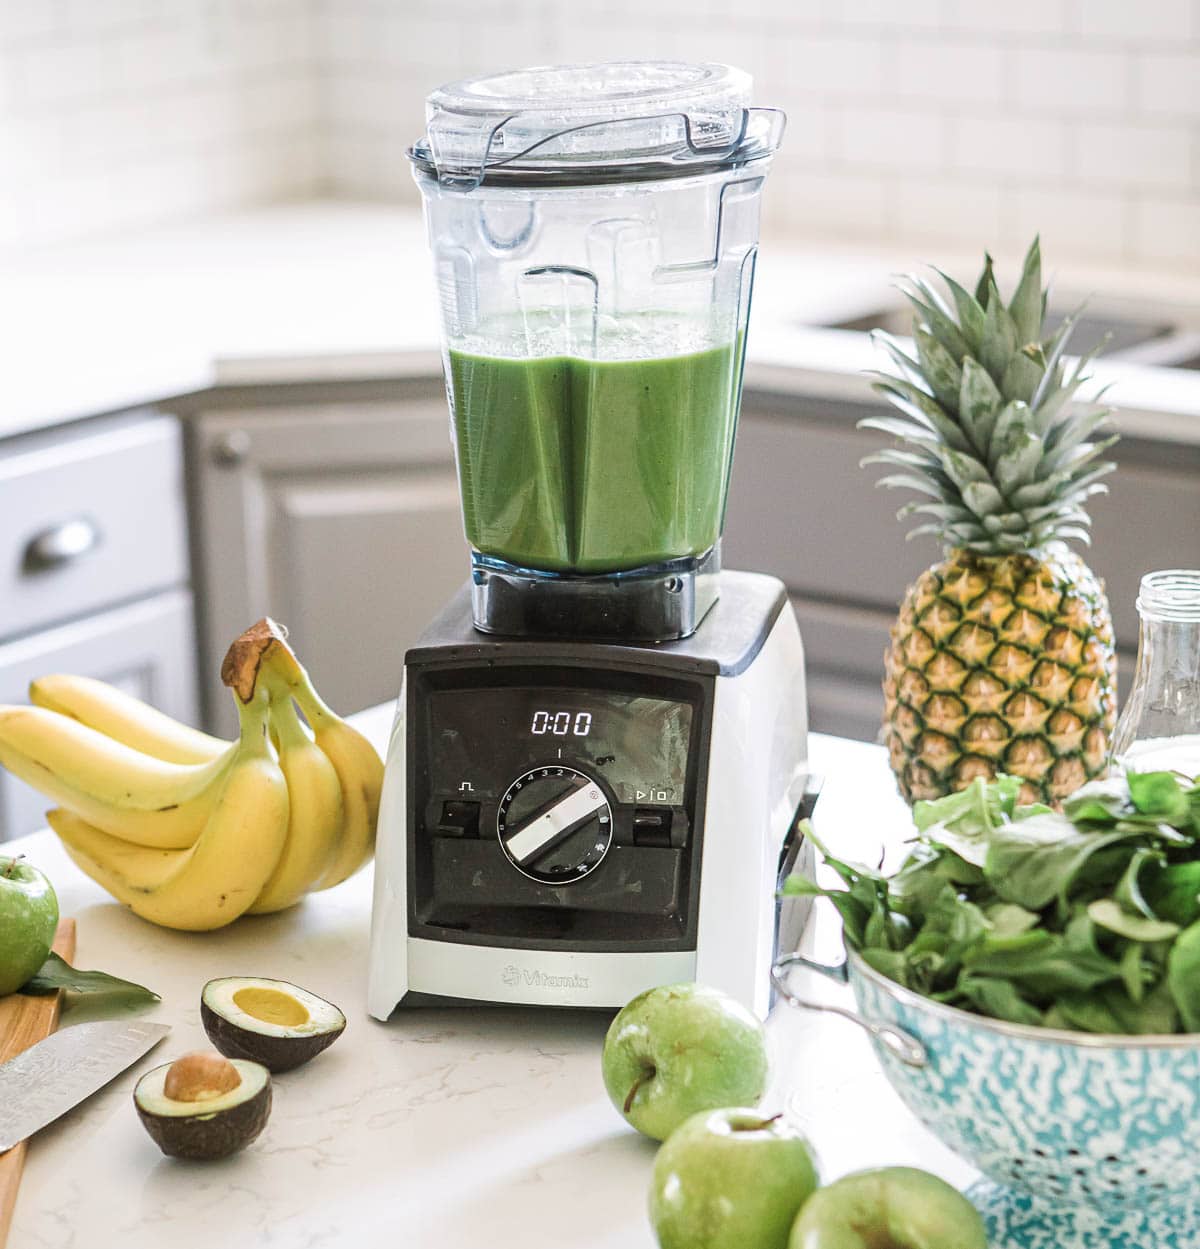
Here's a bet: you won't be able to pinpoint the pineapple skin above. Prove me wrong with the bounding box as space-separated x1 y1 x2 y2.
883 546 1117 807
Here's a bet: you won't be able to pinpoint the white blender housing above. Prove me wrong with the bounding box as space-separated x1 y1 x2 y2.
367 61 813 1020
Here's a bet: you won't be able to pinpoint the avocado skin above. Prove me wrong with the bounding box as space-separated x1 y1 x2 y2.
136 1081 271 1161
201 999 345 1073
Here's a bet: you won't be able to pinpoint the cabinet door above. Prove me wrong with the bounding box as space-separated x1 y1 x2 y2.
193 389 467 736
0 590 199 842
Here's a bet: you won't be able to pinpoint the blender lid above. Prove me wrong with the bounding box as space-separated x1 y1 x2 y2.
410 60 785 190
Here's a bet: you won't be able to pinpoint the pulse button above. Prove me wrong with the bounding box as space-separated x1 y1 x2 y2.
438 800 480 838
632 807 672 848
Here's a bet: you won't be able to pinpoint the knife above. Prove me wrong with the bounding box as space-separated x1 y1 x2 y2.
0 1020 170 1153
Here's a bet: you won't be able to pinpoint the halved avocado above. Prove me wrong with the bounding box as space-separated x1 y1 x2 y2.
201 976 346 1073
134 1053 271 1161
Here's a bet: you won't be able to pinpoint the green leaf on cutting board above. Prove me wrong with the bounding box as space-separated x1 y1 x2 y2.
1128 771 1192 824
22 952 159 1006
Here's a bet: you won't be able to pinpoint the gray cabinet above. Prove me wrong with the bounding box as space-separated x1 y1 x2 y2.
0 592 199 840
726 390 1200 743
0 411 197 840
187 380 468 737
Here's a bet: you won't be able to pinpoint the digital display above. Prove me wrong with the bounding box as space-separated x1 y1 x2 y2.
428 685 694 806
530 710 592 737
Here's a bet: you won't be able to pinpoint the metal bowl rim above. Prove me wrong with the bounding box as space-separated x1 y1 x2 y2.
847 947 1200 1052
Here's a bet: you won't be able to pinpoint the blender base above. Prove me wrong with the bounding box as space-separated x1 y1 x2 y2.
469 545 721 642
968 1178 1200 1248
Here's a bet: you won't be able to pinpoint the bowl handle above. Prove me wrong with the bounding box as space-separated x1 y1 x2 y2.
770 952 928 1069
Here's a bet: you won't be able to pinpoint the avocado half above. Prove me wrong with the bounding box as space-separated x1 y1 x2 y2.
134 1056 271 1161
201 976 346 1073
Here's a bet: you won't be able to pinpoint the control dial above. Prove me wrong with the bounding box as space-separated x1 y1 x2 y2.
497 766 613 884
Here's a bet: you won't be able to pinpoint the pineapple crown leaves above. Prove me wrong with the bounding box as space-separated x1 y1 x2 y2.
859 237 1118 558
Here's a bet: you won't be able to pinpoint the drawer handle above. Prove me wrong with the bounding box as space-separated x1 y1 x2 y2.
22 517 101 574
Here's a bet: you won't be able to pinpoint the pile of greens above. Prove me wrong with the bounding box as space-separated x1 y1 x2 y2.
785 770 1200 1034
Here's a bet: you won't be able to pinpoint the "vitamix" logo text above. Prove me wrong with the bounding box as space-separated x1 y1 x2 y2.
501 964 589 990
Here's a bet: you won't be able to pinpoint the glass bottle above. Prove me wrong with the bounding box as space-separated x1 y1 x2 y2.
1110 570 1200 778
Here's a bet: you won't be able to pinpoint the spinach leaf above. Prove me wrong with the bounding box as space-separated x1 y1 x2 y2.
1054 981 1178 1035
948 974 1043 1027
1087 898 1180 943
1168 919 1200 1031
1128 771 1192 824
1145 860 1200 926
985 814 1147 910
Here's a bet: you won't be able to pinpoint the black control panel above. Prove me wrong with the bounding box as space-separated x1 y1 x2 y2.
406 663 712 952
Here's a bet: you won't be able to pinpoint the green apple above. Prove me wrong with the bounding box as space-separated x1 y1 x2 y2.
650 1108 820 1249
0 856 59 996
601 982 768 1141
788 1167 986 1249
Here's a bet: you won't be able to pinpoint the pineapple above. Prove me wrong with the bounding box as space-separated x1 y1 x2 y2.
865 238 1119 807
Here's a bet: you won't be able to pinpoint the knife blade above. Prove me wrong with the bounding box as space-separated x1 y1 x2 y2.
0 1020 170 1152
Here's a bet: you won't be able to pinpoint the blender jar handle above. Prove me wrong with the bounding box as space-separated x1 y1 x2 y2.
770 952 928 1069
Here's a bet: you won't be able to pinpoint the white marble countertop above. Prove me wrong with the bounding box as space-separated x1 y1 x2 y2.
1 199 1199 446
4 710 972 1249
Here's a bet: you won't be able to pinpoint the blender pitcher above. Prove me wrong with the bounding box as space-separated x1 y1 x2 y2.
408 61 786 640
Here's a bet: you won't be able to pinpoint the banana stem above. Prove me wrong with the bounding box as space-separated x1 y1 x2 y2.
262 673 311 749
233 685 272 755
260 644 335 730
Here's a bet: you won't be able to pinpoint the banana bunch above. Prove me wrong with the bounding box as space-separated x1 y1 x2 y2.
0 621 383 931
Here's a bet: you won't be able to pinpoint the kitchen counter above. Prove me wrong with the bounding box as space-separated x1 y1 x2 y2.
3 199 1200 445
5 712 971 1249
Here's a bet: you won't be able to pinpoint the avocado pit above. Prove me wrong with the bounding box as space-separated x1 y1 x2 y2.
134 1052 271 1161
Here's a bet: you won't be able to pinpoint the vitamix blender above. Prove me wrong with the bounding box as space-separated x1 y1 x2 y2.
368 62 815 1020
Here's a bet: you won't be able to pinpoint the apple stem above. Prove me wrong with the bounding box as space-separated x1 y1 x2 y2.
624 1064 656 1115
734 1113 784 1132
1 855 22 879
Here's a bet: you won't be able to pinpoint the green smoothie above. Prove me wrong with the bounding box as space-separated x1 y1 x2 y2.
448 335 744 574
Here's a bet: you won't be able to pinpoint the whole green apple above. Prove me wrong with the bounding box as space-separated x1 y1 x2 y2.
0 855 59 996
788 1167 986 1249
602 982 768 1141
650 1108 819 1249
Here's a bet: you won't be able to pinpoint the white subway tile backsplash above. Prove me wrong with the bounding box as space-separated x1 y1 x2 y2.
1012 48 1131 118
950 115 1071 182
775 34 887 99
1006 186 1129 262
892 178 1006 248
939 0 1071 39
789 168 890 236
1129 196 1200 263
892 38 1004 107
1074 121 1193 191
1077 0 1196 43
1136 52 1200 118
0 0 1195 270
824 0 944 31
832 105 947 173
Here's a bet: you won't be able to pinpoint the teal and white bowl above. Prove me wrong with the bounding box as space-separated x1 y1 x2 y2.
774 950 1200 1248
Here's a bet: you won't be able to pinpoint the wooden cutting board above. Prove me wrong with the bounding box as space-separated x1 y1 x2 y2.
0 919 76 1249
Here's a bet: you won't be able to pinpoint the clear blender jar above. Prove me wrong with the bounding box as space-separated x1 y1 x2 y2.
408 61 785 640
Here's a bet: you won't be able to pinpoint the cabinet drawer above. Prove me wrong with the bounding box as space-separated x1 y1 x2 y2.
0 589 199 841
0 411 188 642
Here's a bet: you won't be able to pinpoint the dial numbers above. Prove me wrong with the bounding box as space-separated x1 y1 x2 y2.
496 766 613 885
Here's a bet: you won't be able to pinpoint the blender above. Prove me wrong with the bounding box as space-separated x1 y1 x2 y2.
368 61 816 1020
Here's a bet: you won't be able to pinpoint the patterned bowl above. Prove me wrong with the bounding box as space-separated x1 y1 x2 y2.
773 950 1200 1249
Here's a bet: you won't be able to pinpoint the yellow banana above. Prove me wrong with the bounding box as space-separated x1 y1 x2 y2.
47 809 184 892
29 674 228 764
247 678 343 915
47 688 289 931
0 706 237 848
262 635 382 890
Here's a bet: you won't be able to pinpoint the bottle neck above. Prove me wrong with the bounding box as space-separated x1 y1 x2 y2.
1111 571 1200 768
